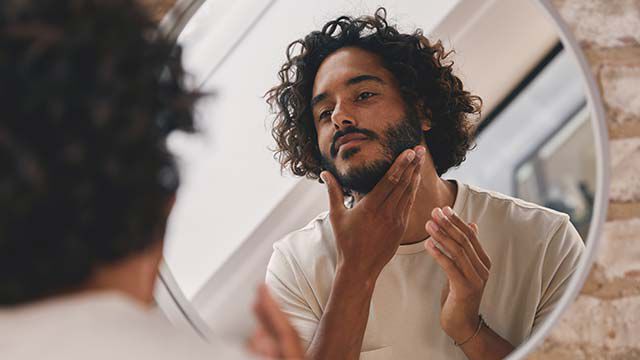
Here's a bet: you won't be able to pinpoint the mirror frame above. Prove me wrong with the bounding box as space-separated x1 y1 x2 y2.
154 0 610 358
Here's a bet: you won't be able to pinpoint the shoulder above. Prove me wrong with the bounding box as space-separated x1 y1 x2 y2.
271 211 336 265
459 182 583 252
267 211 337 288
465 183 572 230
0 295 252 360
123 312 251 360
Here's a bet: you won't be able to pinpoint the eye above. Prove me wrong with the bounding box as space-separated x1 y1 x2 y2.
356 91 376 101
318 109 333 120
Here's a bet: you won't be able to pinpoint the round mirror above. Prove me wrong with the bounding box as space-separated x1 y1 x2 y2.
156 0 609 359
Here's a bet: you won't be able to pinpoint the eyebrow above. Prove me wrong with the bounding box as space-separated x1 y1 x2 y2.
310 74 385 108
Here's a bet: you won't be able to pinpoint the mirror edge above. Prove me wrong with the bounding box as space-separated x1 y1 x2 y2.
505 0 610 359
153 0 612 358
158 0 207 42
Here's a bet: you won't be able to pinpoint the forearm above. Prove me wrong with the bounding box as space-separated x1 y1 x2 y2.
306 268 377 360
459 325 514 360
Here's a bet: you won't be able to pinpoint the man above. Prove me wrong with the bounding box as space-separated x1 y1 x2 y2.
265 8 584 360
0 1 302 359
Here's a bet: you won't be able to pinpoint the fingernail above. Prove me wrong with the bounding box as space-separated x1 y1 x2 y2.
320 172 326 182
427 220 439 232
432 207 445 220
443 206 454 217
425 238 436 249
417 146 426 158
407 150 416 162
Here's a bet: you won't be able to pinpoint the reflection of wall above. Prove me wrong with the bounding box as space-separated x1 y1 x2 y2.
448 48 585 198
141 0 640 358
515 108 596 238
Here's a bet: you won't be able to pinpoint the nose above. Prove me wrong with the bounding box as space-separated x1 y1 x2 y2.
331 101 357 130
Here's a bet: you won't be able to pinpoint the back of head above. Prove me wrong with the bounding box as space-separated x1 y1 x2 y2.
0 0 197 305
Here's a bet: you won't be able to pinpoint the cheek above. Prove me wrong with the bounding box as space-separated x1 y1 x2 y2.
361 105 403 129
316 127 333 154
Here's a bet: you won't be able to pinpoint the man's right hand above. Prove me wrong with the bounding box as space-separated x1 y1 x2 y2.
298 146 425 360
320 146 426 283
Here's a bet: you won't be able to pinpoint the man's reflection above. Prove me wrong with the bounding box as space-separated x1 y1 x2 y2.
265 8 584 360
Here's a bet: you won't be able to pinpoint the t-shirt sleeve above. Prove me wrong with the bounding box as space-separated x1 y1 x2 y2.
532 215 585 333
265 244 319 350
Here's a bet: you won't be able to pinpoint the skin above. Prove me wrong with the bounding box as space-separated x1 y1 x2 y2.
83 197 304 359
307 46 514 359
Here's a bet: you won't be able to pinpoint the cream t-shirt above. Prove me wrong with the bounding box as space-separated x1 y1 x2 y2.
0 291 252 360
266 180 584 360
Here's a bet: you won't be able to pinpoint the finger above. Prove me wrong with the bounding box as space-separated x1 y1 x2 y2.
431 208 489 280
363 148 418 206
393 146 426 216
255 285 305 359
253 300 281 357
247 325 279 358
396 172 421 220
424 237 467 285
321 171 345 217
443 207 492 270
384 152 422 212
426 220 483 285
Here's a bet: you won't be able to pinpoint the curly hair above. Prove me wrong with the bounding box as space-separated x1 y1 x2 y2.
0 0 198 305
266 7 481 179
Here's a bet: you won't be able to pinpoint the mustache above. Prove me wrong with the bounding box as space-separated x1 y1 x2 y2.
330 127 380 158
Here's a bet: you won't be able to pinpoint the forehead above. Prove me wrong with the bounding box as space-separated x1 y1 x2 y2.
312 47 394 96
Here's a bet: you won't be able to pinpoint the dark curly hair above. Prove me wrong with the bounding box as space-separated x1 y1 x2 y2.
0 0 199 305
266 8 481 179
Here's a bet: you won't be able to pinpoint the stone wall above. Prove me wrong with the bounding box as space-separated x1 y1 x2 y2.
143 0 640 358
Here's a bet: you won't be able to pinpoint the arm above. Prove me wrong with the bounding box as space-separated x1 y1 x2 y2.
457 322 514 360
305 267 377 359
531 216 584 333
306 147 425 360
425 207 514 360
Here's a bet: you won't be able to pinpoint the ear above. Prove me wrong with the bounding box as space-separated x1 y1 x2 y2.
415 100 432 132
164 194 176 218
421 120 432 132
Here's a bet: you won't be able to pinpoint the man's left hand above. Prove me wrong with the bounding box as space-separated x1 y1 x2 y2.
248 284 305 359
424 206 492 344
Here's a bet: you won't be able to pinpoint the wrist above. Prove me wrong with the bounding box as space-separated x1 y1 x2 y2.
452 315 484 347
335 263 379 293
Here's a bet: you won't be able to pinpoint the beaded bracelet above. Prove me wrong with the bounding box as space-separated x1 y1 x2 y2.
454 315 485 347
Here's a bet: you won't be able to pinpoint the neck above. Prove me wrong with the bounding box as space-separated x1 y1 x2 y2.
353 151 457 245
82 241 164 306
400 166 456 245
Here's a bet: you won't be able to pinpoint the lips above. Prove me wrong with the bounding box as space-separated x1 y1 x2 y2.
335 133 369 151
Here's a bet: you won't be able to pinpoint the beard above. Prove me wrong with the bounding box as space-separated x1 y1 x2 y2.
320 109 424 196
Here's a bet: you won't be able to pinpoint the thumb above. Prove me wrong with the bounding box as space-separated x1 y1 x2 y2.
320 171 345 216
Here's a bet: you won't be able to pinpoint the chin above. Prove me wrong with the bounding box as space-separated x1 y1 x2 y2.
321 144 391 195
335 148 366 170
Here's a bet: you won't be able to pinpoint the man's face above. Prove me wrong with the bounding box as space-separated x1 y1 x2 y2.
311 46 427 195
